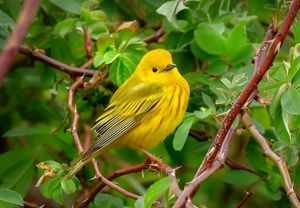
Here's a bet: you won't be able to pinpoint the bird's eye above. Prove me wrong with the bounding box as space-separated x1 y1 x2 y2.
152 67 158 72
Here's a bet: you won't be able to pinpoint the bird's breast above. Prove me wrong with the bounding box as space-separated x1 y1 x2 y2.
118 80 190 149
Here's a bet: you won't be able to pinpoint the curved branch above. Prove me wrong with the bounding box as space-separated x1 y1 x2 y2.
242 113 300 207
0 0 40 84
18 45 97 77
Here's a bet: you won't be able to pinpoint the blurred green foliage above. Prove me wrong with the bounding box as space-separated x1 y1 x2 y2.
1 0 300 207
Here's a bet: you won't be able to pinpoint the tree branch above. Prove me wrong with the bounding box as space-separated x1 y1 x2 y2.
143 28 165 43
18 45 97 76
173 128 236 208
67 77 84 152
0 0 40 84
236 192 253 208
242 113 300 207
196 0 300 177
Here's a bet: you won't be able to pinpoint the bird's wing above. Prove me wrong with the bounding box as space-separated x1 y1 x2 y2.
82 81 163 160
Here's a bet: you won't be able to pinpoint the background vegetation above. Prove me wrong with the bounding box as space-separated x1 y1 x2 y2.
1 0 300 207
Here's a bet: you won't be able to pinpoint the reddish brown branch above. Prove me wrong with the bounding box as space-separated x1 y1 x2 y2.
66 74 139 201
225 158 260 176
83 26 93 58
174 3 300 206
141 149 182 198
236 192 253 208
189 130 208 142
75 161 148 208
242 113 300 207
143 28 165 43
67 77 84 152
18 45 96 76
0 0 40 84
197 0 300 176
76 150 184 208
174 128 235 208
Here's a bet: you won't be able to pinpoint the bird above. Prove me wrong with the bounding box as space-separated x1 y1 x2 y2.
65 49 190 179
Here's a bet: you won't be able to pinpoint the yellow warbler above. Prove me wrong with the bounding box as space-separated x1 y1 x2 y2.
65 49 190 179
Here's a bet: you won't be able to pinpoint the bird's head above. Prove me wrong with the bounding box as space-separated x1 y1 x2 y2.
134 49 179 82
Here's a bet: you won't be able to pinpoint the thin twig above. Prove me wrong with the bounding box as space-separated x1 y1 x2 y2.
0 0 40 84
225 158 261 177
195 0 300 177
141 149 182 198
83 124 91 151
189 130 208 142
67 77 84 152
83 26 93 58
75 161 148 208
66 75 139 199
18 45 96 76
143 28 165 43
236 192 253 208
242 113 300 207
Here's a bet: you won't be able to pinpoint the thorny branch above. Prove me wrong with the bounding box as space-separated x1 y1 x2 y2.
242 113 300 207
0 0 40 84
173 1 300 207
173 128 236 208
75 161 148 208
197 0 300 177
75 149 184 208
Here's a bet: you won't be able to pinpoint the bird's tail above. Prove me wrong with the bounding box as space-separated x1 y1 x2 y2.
65 159 86 180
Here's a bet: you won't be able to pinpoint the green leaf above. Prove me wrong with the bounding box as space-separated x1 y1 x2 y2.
156 0 188 22
202 93 216 113
173 116 194 151
104 50 120 64
0 149 35 196
3 127 46 137
247 140 268 173
266 173 282 192
250 107 271 129
0 189 23 206
221 170 260 186
52 186 63 205
226 23 252 64
0 10 14 29
281 86 300 115
135 197 144 208
54 19 77 37
206 60 227 76
194 23 226 55
93 54 104 67
144 177 172 208
282 110 291 140
109 50 143 85
61 179 76 194
94 193 124 208
49 0 81 14
270 83 288 119
193 108 212 120
67 31 85 59
289 55 300 81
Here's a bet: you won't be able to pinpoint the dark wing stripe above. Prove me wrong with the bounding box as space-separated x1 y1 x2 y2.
93 113 123 135
82 116 142 161
83 95 162 161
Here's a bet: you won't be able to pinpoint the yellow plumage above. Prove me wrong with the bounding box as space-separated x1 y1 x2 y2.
65 49 190 179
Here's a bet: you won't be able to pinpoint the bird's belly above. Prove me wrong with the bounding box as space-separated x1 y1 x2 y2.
115 88 187 149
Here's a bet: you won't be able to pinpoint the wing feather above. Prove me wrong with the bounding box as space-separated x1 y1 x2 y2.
83 81 163 161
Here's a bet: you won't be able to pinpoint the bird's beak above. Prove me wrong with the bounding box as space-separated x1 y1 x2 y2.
163 64 176 72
